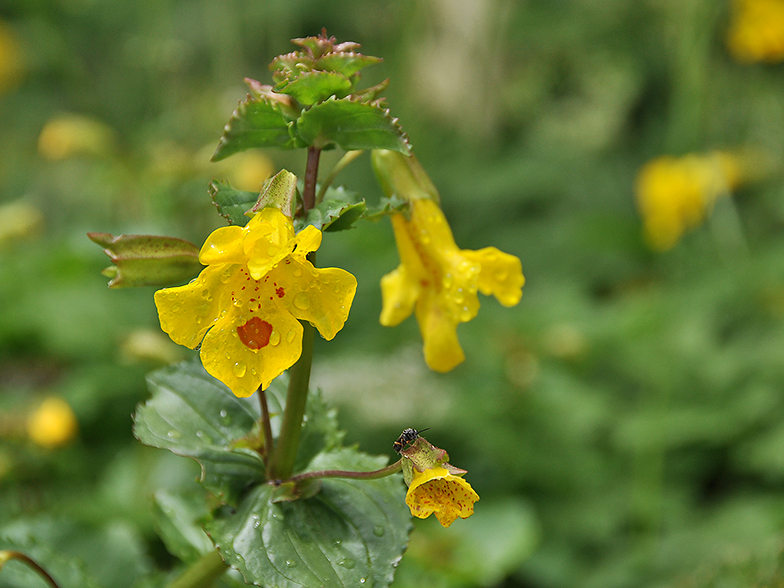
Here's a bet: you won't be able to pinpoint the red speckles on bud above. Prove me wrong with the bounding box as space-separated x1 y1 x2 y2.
237 316 273 350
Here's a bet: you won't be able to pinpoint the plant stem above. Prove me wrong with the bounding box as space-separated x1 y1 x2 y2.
0 551 61 588
289 459 402 483
302 146 321 211
267 311 316 481
166 549 228 588
258 387 273 465
315 150 363 205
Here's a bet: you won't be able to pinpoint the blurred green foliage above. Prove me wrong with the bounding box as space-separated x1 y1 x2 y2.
2 0 784 587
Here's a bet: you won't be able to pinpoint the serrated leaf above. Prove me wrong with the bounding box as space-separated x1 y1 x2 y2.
152 489 214 562
212 97 294 162
275 70 354 106
296 199 366 233
133 360 266 504
363 195 409 221
294 388 344 472
295 98 410 153
316 53 382 77
209 180 258 226
205 447 411 588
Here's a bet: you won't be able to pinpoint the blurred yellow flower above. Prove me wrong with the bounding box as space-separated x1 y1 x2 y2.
0 21 23 94
635 152 740 251
727 0 784 63
38 114 117 160
382 197 524 372
405 465 479 527
27 397 79 449
0 199 43 247
155 207 357 397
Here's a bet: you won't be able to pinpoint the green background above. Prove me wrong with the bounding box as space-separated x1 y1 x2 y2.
2 0 784 587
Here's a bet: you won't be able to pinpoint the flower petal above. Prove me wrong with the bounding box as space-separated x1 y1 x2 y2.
415 293 465 372
199 226 245 266
292 224 323 257
380 265 419 326
244 207 296 280
271 258 357 340
462 247 524 307
405 466 479 528
200 302 303 397
154 265 230 349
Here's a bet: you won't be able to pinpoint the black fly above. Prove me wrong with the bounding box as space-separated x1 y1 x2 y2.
393 427 430 453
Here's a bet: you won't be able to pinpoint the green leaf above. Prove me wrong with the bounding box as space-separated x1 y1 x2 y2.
151 489 214 562
212 96 294 162
294 388 344 472
362 195 409 221
296 199 367 233
275 70 353 106
87 233 202 288
295 98 410 153
133 360 267 504
209 180 258 226
205 447 411 588
316 53 382 77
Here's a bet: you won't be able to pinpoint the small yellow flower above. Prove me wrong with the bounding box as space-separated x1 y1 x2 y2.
635 152 740 251
405 465 479 527
27 397 79 449
727 0 784 63
382 197 524 372
154 207 357 397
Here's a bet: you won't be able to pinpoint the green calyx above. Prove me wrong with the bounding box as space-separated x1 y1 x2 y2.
87 233 203 288
249 169 299 219
371 149 441 206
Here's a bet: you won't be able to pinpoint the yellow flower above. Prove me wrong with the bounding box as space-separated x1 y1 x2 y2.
405 465 479 527
381 197 524 372
635 152 740 251
154 207 357 397
727 0 784 63
27 397 79 449
38 114 117 160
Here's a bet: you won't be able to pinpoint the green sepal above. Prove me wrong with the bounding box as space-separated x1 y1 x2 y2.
296 97 410 153
249 169 299 219
400 437 449 480
209 180 258 226
270 478 322 503
205 447 411 588
151 489 214 562
275 70 353 106
211 95 295 162
87 232 203 288
371 149 440 204
133 360 267 505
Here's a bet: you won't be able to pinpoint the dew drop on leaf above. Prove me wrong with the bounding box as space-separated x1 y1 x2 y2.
373 525 385 537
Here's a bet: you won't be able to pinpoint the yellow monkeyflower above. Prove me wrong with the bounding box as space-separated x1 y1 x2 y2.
154 207 357 397
27 397 79 449
405 465 479 528
635 152 740 251
727 0 784 63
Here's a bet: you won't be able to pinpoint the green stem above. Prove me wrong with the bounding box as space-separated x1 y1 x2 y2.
289 459 402 483
258 387 274 466
0 551 61 588
315 150 363 205
166 549 228 588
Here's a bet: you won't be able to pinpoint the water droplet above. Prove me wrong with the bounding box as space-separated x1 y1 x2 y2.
233 362 247 377
293 267 303 277
201 288 210 299
233 297 244 307
333 283 341 293
269 330 281 346
373 525 385 537
459 306 473 322
494 267 508 281
252 515 261 529
219 409 228 418
251 367 257 376
339 558 356 569
171 303 181 313
454 289 465 304
286 329 296 343
196 430 204 438
285 560 297 568
220 270 232 284
360 578 367 584
293 292 310 310
267 245 280 257
443 273 453 289
167 430 180 439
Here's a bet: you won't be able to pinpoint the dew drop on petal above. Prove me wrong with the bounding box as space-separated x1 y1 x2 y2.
233 362 247 377
220 269 232 284
443 273 453 289
293 267 303 277
459 306 473 321
269 330 281 346
286 329 297 343
171 303 181 313
494 267 508 281
293 292 310 310
267 245 279 257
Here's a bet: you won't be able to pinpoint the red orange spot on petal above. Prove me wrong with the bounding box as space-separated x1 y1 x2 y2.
276 287 285 298
237 317 273 350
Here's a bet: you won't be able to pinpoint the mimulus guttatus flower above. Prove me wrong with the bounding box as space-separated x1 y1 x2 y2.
373 149 524 372
727 0 784 63
635 152 740 251
405 465 479 527
154 207 357 397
